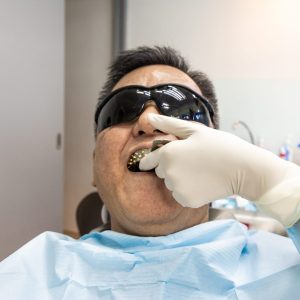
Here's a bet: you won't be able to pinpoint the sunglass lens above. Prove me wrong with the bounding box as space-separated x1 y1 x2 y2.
155 86 210 125
171 103 209 125
98 89 144 131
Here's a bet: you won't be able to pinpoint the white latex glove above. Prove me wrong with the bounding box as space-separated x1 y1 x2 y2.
140 113 300 227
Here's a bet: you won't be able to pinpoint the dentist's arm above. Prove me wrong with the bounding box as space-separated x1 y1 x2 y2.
140 114 300 229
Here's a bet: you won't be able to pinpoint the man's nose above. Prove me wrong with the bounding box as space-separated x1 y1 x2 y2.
132 102 162 136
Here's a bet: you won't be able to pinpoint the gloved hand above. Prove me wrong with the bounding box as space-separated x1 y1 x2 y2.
140 113 300 227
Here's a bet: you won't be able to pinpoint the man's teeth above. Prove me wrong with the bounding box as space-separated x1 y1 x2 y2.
127 140 171 172
127 148 150 172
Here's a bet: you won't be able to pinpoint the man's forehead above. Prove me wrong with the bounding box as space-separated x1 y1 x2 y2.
112 64 202 95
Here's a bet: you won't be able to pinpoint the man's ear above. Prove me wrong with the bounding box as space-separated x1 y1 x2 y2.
91 150 96 187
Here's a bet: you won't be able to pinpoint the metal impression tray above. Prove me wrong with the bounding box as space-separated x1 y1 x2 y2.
127 140 170 172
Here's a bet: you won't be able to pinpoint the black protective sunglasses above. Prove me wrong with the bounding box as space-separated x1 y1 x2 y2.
95 84 215 133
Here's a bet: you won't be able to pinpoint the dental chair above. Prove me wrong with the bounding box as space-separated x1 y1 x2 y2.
76 192 104 236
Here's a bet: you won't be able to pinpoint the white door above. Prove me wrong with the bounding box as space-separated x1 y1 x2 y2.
0 0 64 260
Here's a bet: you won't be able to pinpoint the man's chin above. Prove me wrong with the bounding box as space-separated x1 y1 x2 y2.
112 213 184 237
112 207 203 237
125 177 177 207
111 194 209 236
118 172 199 234
120 193 184 229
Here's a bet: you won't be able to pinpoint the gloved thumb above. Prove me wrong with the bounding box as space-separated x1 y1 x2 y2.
139 146 162 171
147 113 199 139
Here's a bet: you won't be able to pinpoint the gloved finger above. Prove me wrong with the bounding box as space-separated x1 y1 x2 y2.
155 163 165 179
163 176 174 192
139 147 162 171
147 113 200 139
172 190 188 207
172 190 209 208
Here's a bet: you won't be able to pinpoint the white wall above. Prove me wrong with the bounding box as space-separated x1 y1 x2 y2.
0 0 64 259
64 0 113 233
126 0 300 152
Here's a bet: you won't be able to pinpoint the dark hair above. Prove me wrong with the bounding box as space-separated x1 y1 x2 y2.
95 46 219 135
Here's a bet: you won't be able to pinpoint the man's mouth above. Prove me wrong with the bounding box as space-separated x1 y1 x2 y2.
127 148 151 172
127 140 170 172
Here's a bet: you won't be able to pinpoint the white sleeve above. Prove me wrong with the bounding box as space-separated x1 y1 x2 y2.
256 177 300 227
287 219 300 254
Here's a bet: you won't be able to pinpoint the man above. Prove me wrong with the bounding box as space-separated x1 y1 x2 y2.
1 46 300 299
92 46 219 237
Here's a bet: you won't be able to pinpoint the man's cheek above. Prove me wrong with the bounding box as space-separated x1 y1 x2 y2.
96 151 119 179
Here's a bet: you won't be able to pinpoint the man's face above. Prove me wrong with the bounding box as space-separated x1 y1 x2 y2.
93 65 209 236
